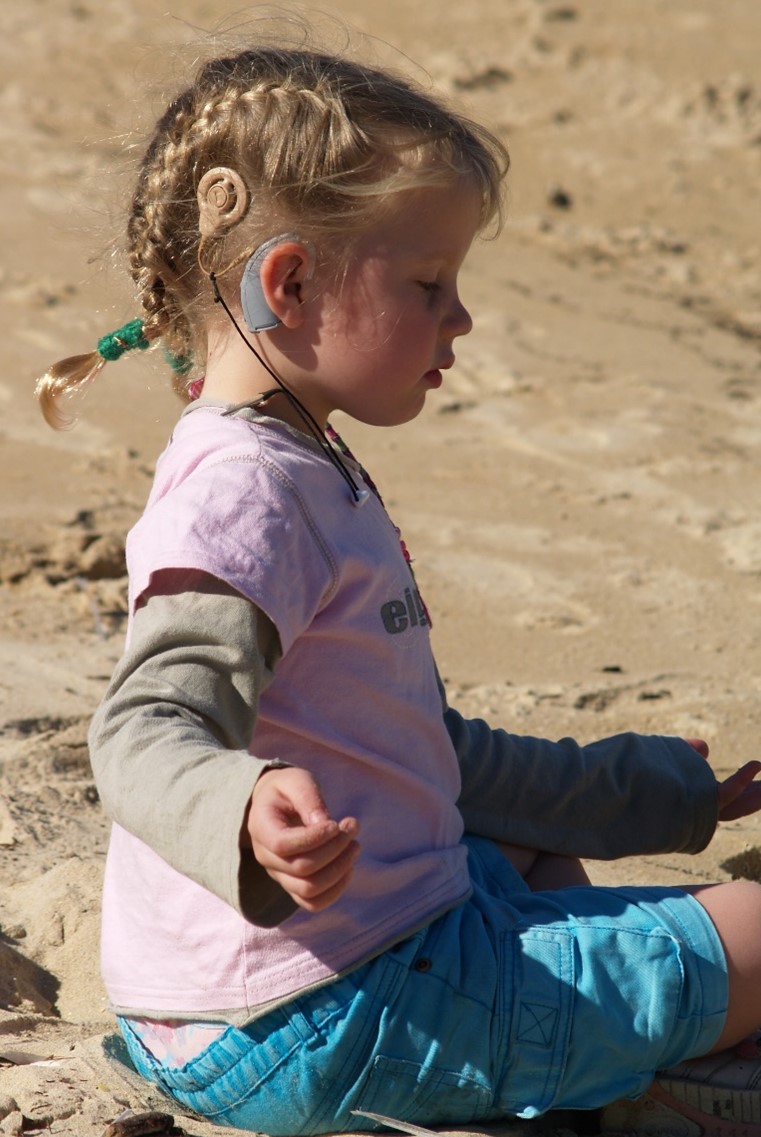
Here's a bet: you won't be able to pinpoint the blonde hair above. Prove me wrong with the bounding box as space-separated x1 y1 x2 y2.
37 40 509 429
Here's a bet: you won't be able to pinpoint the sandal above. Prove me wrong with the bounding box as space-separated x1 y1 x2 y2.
601 1033 761 1136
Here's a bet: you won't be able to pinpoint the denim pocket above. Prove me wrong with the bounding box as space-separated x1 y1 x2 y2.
355 1054 492 1128
499 925 575 1118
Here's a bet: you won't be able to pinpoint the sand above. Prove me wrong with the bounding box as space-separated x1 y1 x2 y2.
1 0 760 1132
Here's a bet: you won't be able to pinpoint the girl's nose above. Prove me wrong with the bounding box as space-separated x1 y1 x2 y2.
461 302 474 336
449 295 473 338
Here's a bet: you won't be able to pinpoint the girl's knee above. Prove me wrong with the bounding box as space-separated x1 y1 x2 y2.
691 879 761 924
688 881 761 1052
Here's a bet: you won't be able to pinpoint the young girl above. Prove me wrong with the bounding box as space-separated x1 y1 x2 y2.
37 34 761 1137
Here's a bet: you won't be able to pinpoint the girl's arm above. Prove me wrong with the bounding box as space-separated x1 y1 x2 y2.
442 696 720 860
89 569 299 925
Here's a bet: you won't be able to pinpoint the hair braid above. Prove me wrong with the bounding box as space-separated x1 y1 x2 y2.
127 94 212 371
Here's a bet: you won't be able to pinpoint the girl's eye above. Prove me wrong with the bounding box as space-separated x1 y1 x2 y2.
418 280 441 295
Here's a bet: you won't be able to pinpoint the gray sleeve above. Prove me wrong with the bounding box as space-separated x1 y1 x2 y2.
443 697 719 860
88 569 297 927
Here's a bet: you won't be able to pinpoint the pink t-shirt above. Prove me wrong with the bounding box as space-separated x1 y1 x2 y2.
101 407 470 1021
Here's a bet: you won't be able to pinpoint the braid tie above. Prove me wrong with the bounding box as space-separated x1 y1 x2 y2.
97 318 150 362
163 345 192 375
36 317 153 430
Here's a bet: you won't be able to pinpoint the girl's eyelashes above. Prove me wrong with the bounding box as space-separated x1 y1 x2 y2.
418 280 441 295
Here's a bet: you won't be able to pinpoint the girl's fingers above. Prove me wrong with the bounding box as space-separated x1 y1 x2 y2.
685 737 709 759
717 761 761 819
266 828 359 878
290 871 356 912
272 840 360 910
261 814 359 864
720 761 761 802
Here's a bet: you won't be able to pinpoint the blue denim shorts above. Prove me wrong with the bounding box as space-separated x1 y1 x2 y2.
119 837 727 1135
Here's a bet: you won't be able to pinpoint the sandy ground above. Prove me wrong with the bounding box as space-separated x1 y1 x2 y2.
1 0 761 1133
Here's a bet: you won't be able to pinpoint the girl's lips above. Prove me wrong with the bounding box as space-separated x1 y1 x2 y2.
425 358 453 386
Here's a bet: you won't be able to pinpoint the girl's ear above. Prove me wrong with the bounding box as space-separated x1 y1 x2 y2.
257 241 315 330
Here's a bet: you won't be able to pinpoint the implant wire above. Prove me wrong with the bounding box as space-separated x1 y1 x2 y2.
210 273 368 505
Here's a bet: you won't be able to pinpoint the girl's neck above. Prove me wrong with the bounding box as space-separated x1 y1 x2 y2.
200 359 323 434
203 327 330 434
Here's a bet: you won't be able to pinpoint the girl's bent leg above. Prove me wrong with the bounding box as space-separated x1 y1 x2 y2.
688 880 761 1053
495 841 592 889
601 883 761 1137
524 851 592 890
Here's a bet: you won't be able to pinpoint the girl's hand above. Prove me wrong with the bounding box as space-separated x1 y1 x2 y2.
245 767 360 912
716 760 761 821
684 738 761 821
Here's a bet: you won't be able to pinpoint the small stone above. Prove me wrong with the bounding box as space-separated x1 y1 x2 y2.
548 186 573 210
0 1099 19 1124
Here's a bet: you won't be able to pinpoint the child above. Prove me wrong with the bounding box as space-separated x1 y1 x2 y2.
37 33 761 1137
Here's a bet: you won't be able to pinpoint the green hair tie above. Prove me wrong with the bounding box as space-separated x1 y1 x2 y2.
163 346 193 376
97 319 150 362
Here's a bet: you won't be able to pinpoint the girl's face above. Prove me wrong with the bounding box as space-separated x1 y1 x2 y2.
290 180 482 428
